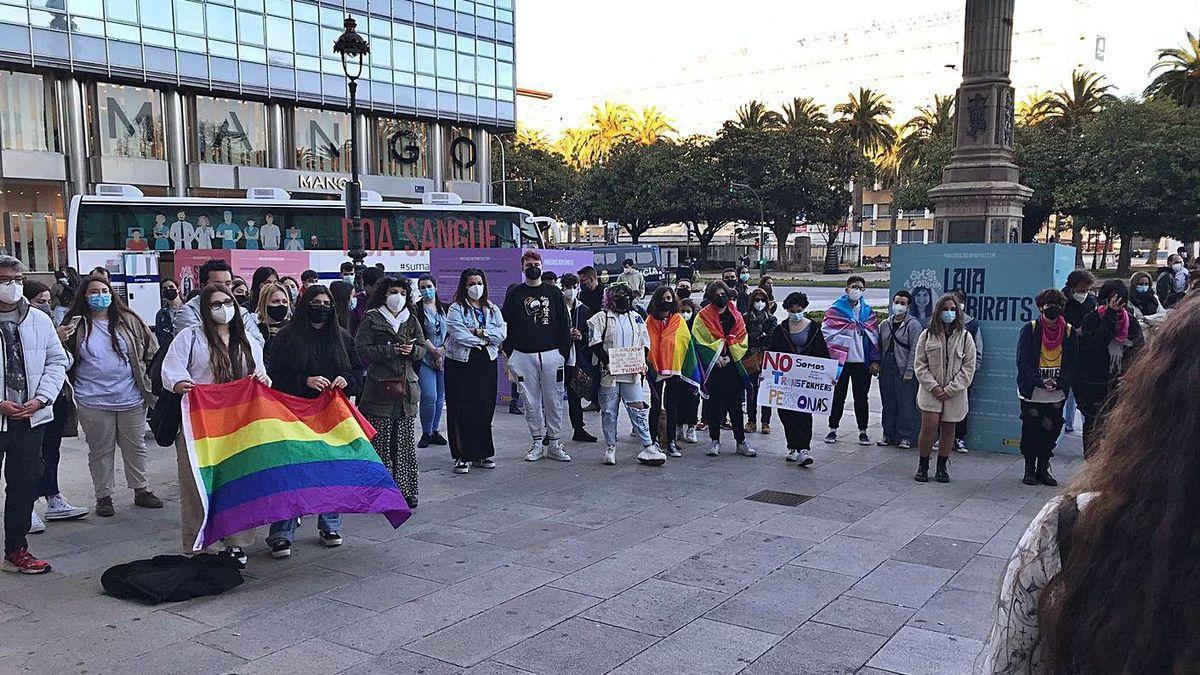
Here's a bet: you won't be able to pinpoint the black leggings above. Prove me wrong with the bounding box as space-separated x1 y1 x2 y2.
829 362 871 431
778 409 813 450
1019 400 1063 460
703 366 745 443
745 380 772 425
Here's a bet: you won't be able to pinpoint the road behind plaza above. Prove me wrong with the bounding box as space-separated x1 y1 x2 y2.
0 387 1082 674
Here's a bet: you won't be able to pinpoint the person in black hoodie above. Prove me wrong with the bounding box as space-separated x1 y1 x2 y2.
1015 289 1078 486
263 284 363 559
743 287 778 434
1075 279 1143 458
561 273 596 442
768 292 830 466
1060 269 1096 434
1128 271 1160 318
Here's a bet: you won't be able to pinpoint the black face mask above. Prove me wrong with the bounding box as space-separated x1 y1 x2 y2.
309 307 333 325
676 287 691 299
612 296 632 312
266 305 288 322
1042 306 1063 320
723 278 736 286
524 266 542 280
713 295 729 308
162 289 178 302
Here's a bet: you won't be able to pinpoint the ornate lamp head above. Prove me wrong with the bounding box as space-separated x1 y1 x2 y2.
333 17 370 82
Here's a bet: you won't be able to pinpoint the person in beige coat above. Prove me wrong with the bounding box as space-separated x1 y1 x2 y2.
913 293 977 483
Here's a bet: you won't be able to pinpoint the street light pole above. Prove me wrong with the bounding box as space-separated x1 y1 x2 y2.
489 132 507 205
730 182 765 273
334 17 370 282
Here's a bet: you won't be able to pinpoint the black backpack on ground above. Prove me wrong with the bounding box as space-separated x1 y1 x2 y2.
101 554 243 604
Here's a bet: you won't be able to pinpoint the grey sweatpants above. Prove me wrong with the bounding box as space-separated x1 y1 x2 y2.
508 349 566 441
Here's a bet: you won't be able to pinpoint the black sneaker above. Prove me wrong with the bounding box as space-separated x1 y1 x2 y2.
223 546 247 568
474 458 496 469
320 530 343 547
270 540 292 559
508 403 524 415
405 495 419 509
824 430 837 444
453 460 470 474
858 431 871 446
417 434 431 448
572 429 598 443
429 432 448 445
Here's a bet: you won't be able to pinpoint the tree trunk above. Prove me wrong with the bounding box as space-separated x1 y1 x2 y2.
771 227 791 272
888 206 898 262
1145 241 1159 267
822 227 842 274
1098 230 1110 270
1071 221 1084 268
1116 231 1134 276
698 232 715 267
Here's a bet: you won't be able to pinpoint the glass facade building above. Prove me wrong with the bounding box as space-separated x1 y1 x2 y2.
0 0 516 271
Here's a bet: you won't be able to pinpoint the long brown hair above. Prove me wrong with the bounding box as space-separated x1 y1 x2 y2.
1037 298 1200 672
198 283 255 383
64 275 148 362
925 292 964 338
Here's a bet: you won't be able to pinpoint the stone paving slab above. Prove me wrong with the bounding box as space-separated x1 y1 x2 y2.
0 385 1084 674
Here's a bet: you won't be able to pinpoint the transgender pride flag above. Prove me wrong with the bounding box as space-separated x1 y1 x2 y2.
182 379 411 551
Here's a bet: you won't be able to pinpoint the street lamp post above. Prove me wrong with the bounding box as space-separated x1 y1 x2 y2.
334 17 370 282
729 182 765 274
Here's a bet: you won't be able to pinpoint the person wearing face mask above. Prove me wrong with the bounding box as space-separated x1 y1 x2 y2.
355 277 426 508
1059 270 1095 435
587 283 666 466
1075 280 1143 458
675 298 702 443
350 267 384 334
912 293 977 483
173 259 264 347
329 280 355 332
821 276 881 445
154 279 185 345
694 281 756 458
877 290 923 450
62 275 162 518
743 288 778 434
560 273 597 443
161 283 270 564
1127 271 1160 320
339 262 357 289
950 290 984 453
617 259 646 300
444 269 507 474
646 285 698 457
757 276 777 313
416 274 449 449
231 278 252 310
255 282 292 347
263 285 363 558
1156 254 1190 310
768 292 831 465
503 250 573 463
1015 289 1078 486
280 276 301 304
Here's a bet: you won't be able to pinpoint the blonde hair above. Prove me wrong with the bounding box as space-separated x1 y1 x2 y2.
255 282 291 324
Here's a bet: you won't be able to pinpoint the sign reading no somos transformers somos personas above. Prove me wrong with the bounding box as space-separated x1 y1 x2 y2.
757 351 840 413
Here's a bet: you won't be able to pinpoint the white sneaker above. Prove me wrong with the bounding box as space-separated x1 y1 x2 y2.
706 440 720 457
684 426 698 444
786 450 801 462
636 444 668 467
603 445 617 465
44 495 88 520
524 441 545 462
546 440 571 462
28 509 46 534
736 442 757 457
664 443 683 458
798 449 814 466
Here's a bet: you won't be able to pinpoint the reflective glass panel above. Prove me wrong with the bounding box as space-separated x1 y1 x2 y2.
195 95 268 166
92 83 164 160
293 107 351 172
0 71 53 152
374 117 429 178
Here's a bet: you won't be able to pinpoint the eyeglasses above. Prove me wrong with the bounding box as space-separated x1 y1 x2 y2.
208 299 236 310
0 276 24 285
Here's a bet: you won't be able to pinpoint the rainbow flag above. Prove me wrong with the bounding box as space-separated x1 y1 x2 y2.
183 379 411 551
692 304 750 395
647 313 702 390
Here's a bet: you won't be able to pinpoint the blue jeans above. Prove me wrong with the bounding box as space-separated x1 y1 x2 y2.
418 363 445 435
599 381 652 447
1060 389 1078 435
266 513 341 544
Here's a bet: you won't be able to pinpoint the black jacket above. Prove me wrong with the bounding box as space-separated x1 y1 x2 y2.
744 308 778 351
768 320 830 359
1062 290 1097 330
1016 320 1078 400
266 324 364 399
568 300 593 366
1074 308 1143 405
1129 288 1160 317
1157 269 1188 309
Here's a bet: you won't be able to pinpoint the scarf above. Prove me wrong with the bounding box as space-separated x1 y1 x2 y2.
1096 305 1131 374
1037 315 1066 371
646 313 702 390
691 304 748 395
375 307 408 335
821 295 880 368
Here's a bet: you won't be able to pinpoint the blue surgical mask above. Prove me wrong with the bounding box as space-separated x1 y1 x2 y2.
342 274 355 285
421 287 437 301
87 292 112 310
739 273 750 282
1135 284 1150 293
787 311 805 322
940 309 957 325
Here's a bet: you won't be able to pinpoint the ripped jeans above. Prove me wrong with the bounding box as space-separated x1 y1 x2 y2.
599 381 652 447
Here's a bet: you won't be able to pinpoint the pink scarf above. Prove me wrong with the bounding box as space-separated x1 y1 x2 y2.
1096 305 1131 374
1096 305 1129 342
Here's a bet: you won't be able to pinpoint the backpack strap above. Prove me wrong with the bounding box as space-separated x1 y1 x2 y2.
1056 495 1079 565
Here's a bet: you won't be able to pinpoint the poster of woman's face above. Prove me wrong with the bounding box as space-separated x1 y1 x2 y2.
912 286 934 325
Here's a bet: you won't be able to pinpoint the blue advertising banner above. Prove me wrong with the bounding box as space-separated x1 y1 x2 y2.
890 244 1076 453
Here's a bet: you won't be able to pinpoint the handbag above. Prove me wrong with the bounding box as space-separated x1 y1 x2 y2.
374 376 409 401
569 367 594 398
149 392 183 447
742 350 764 377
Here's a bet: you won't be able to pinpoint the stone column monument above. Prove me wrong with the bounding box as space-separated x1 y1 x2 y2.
929 0 1033 244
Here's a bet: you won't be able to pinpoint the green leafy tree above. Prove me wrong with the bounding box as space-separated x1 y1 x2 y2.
572 140 683 244
731 100 784 132
781 97 828 131
494 135 578 221
1144 29 1200 107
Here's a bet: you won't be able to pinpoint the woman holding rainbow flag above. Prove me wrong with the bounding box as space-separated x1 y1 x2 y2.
646 285 702 457
693 281 756 458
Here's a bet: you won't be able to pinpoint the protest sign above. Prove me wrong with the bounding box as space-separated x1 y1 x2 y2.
607 346 646 376
757 351 839 414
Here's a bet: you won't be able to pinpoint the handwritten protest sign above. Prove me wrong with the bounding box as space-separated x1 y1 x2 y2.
608 346 646 376
757 351 839 414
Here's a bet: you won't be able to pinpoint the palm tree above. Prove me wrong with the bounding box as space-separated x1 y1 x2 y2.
580 101 635 163
514 127 551 149
1144 29 1200 107
629 106 677 144
781 97 827 130
1044 70 1117 131
834 87 898 156
556 127 594 168
1016 91 1054 126
733 100 784 131
897 94 954 171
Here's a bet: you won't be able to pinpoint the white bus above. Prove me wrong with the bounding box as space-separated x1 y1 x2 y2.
68 184 541 320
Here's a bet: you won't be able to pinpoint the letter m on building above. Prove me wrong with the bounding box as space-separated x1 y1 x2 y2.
106 98 155 140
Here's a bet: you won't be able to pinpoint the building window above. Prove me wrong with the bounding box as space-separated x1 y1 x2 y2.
194 96 268 167
860 203 875 220
374 118 429 178
91 83 165 160
293 107 351 172
444 125 477 181
0 180 66 273
874 230 891 245
0 72 57 153
901 229 925 244
876 203 891 218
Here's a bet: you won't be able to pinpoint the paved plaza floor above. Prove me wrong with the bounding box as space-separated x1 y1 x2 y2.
0 391 1083 674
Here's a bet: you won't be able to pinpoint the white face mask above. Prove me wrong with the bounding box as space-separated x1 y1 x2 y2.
211 304 235 325
385 293 405 313
563 288 578 302
467 284 485 300
753 301 766 311
680 311 693 321
0 282 22 305
892 302 908 315
1072 292 1089 303
847 288 864 302
342 274 355 285
1171 262 1184 272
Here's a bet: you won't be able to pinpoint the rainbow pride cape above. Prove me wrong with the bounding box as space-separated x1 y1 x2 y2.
692 304 749 396
183 379 411 551
646 313 702 390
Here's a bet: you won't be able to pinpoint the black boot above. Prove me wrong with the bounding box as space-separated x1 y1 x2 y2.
1022 455 1038 485
914 456 930 483
935 456 950 483
1036 456 1058 486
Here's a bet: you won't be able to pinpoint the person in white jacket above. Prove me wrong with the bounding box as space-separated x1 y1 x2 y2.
0 255 68 574
172 258 264 347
